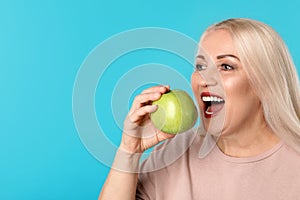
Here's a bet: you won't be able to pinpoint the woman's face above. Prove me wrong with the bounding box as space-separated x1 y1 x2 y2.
191 29 263 136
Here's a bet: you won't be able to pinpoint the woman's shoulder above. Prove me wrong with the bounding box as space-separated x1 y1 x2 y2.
139 128 205 173
280 143 300 163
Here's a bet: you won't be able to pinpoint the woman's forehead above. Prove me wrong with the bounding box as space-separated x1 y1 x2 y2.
197 30 238 60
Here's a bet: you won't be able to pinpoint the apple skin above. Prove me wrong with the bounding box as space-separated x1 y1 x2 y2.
150 89 198 134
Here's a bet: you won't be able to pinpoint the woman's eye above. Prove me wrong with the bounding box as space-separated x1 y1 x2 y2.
195 64 207 71
220 64 234 71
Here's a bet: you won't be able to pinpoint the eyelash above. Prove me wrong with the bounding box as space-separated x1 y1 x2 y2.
195 64 207 71
220 64 234 71
195 63 235 71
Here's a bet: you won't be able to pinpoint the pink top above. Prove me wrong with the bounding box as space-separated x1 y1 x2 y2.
136 130 300 200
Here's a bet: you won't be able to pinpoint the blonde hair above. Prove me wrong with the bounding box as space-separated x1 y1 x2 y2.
203 18 300 152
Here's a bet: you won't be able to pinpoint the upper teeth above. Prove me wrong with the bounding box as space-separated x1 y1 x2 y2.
202 96 224 102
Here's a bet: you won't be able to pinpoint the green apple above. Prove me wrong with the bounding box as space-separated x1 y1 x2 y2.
150 89 198 134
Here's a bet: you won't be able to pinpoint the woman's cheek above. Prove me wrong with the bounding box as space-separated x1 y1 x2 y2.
191 73 200 94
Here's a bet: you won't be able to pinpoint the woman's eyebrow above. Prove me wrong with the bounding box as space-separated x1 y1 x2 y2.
216 54 240 61
196 54 240 61
196 55 205 60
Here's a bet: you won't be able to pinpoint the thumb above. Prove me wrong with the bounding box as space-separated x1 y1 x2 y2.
156 131 176 142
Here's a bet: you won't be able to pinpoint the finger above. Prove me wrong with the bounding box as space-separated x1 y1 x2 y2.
130 92 161 112
141 85 170 94
128 104 158 123
130 85 170 113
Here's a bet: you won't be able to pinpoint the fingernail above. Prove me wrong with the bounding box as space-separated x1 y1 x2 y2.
154 92 161 98
161 85 170 92
150 105 158 112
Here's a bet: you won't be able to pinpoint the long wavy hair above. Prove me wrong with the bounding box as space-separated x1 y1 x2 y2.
201 18 300 152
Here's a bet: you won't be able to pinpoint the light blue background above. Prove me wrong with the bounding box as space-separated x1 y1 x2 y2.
1 0 299 199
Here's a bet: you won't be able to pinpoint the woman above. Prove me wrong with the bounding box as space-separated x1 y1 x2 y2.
99 18 300 199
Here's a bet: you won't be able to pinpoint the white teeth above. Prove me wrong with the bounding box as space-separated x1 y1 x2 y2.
205 110 213 115
202 96 224 102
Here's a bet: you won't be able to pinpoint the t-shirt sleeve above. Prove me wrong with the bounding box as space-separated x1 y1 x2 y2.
135 140 170 199
135 131 197 199
136 171 155 200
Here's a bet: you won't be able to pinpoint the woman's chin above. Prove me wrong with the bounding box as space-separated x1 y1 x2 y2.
201 112 225 138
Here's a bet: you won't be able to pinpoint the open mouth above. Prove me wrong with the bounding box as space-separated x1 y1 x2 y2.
201 92 225 118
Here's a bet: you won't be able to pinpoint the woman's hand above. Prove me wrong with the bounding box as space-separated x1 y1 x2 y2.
120 85 175 154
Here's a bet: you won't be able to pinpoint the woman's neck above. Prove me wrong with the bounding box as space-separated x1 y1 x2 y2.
216 124 280 158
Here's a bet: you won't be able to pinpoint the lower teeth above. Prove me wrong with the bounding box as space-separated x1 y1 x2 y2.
205 111 213 115
205 106 213 115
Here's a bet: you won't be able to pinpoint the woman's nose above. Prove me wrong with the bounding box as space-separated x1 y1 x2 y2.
199 76 208 87
198 68 218 87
